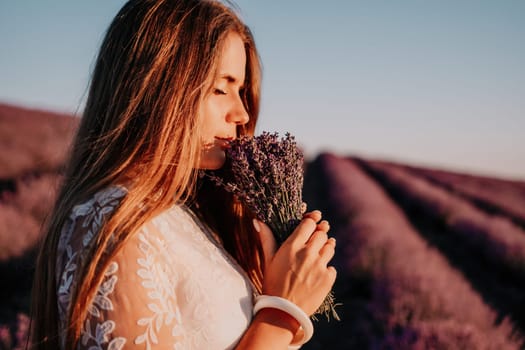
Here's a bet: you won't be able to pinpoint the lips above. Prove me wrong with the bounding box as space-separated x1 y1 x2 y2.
215 136 234 149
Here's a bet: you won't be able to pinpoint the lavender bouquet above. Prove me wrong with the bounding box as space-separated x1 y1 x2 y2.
207 132 339 321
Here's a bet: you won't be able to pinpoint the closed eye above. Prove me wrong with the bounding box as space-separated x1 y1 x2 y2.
214 88 227 95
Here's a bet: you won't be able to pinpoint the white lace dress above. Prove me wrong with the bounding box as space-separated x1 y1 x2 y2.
55 186 258 349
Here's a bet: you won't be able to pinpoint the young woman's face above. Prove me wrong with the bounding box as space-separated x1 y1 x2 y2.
198 32 250 170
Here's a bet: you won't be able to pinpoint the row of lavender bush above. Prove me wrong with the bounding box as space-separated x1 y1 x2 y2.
302 153 522 349
356 158 525 333
0 173 63 349
0 105 73 350
405 165 525 229
0 314 29 350
0 173 60 259
0 103 77 179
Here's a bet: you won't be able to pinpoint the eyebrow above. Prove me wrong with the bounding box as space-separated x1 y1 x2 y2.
219 74 244 87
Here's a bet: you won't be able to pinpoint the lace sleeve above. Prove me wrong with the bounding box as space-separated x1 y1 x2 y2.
78 221 183 350
55 187 185 349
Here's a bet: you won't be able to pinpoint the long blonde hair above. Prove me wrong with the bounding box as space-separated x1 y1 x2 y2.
30 0 263 348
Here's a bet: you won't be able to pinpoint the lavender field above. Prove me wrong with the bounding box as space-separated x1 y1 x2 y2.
302 155 524 350
1 103 524 349
0 103 77 350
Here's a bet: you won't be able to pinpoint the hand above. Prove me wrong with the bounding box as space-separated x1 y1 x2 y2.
254 210 337 316
252 202 313 272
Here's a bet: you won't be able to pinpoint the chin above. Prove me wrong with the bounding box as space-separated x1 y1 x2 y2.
198 151 226 170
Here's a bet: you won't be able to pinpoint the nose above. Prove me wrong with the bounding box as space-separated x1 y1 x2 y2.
227 95 250 126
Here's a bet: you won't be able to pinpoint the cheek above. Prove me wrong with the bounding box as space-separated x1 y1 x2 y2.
198 105 216 142
202 95 223 118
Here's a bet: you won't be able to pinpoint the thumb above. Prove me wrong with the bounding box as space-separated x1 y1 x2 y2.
253 219 277 269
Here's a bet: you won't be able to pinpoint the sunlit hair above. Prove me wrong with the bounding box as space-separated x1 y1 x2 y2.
30 0 262 348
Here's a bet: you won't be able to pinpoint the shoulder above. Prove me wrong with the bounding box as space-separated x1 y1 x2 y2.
70 186 127 221
144 203 222 247
55 185 128 284
57 185 127 253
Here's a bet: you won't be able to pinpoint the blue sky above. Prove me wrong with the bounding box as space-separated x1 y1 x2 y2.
1 1 524 179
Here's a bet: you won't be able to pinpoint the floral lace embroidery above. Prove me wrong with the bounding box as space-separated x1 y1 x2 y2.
81 319 125 350
81 262 126 349
56 186 127 349
135 230 182 349
57 245 77 312
88 262 118 318
76 188 126 248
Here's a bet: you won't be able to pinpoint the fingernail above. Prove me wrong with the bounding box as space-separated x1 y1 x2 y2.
252 219 261 233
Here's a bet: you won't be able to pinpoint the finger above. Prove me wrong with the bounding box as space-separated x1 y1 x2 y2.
253 219 277 266
319 238 336 265
327 266 337 285
286 216 318 246
306 230 329 252
316 220 329 233
302 210 322 223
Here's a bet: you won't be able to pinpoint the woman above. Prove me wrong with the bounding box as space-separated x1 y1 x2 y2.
30 0 337 349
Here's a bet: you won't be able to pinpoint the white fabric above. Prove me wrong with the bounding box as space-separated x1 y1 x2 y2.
55 186 258 349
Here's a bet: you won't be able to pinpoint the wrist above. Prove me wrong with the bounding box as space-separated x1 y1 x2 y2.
254 308 301 336
253 295 314 346
237 308 301 349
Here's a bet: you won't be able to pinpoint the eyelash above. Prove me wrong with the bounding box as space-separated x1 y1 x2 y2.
213 88 246 97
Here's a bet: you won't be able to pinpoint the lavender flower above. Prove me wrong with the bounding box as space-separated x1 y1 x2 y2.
207 131 339 321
